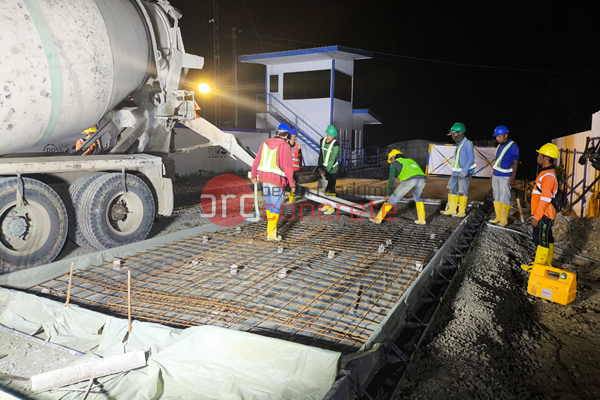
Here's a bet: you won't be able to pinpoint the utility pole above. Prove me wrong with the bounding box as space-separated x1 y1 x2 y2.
232 27 238 127
212 0 220 126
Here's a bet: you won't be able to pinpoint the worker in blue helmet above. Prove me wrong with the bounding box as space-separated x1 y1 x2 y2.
489 125 519 227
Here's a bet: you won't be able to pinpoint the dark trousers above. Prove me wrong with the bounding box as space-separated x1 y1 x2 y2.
325 172 337 194
532 215 554 248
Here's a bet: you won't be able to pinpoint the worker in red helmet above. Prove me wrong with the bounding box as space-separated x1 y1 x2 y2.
287 128 303 203
521 143 559 272
489 125 519 227
251 123 296 241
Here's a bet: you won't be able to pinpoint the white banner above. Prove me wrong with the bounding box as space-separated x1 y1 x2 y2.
427 144 496 177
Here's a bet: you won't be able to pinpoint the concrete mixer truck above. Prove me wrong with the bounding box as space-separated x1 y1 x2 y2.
0 0 257 268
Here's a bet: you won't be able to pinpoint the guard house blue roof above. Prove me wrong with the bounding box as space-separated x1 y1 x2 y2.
353 109 382 125
238 45 374 65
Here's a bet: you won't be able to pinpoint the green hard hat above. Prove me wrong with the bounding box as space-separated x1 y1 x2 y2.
448 122 466 135
326 125 338 137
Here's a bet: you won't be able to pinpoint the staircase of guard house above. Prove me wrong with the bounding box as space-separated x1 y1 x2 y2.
257 94 321 153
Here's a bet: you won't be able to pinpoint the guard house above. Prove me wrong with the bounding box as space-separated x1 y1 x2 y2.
239 45 382 166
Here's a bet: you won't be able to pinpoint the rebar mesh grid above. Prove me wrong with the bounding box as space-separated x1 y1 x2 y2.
35 218 451 353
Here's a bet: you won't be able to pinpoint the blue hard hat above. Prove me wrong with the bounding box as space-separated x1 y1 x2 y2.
276 123 292 134
493 125 509 137
290 128 297 136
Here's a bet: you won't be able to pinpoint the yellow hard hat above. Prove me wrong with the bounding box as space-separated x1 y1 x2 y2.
82 126 97 135
388 149 402 163
536 143 559 159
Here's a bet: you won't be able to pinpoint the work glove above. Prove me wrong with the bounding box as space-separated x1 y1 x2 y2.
459 171 467 179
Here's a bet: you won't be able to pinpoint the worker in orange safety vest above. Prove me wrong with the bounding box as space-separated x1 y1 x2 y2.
521 143 559 272
287 128 303 203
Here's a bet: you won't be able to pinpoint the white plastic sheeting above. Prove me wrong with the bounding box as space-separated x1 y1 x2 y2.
0 288 340 399
427 144 496 177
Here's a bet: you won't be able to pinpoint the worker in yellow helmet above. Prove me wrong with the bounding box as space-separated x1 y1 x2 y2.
75 126 101 155
521 143 559 272
371 149 427 225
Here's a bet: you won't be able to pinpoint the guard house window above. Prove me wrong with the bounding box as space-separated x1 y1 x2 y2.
283 70 331 100
269 75 279 93
334 70 352 102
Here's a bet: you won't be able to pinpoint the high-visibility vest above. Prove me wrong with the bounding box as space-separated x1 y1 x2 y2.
257 143 286 176
82 140 100 155
75 139 85 150
493 140 515 173
321 139 339 170
452 139 476 172
292 143 301 171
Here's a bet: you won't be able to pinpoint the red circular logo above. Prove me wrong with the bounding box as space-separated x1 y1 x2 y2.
200 174 254 227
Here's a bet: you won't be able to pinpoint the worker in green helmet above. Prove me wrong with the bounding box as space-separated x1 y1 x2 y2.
441 122 476 218
318 125 340 214
371 149 427 225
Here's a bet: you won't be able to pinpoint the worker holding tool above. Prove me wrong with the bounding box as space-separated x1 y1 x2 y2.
521 143 559 272
251 123 296 242
441 122 476 218
318 125 340 214
371 149 427 224
287 128 303 203
489 125 519 227
75 126 101 155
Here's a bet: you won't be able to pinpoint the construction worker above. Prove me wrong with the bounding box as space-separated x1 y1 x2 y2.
75 126 101 155
440 122 476 218
489 125 519 227
371 149 427 225
251 123 296 242
318 125 340 214
288 128 303 203
521 143 559 272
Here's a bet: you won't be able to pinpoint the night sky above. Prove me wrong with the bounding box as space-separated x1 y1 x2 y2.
170 0 600 178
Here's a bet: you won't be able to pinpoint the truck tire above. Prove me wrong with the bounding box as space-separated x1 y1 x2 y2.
79 173 155 250
0 177 68 269
67 173 107 249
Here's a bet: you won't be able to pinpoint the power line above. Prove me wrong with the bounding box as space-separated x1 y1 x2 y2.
235 31 574 74
241 0 265 53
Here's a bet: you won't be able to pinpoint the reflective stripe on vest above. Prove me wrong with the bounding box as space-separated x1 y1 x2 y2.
493 141 515 173
257 143 286 176
322 139 338 169
452 140 476 172
532 172 557 202
292 143 301 170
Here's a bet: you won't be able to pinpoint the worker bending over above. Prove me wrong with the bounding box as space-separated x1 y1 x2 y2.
489 125 519 227
441 122 476 218
371 149 427 224
251 123 296 242
522 143 559 272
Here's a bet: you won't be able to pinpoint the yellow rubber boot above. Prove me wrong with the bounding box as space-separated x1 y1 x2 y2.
546 243 554 266
497 204 509 227
521 246 550 272
440 194 458 215
370 202 394 224
267 213 282 241
452 196 468 218
414 202 426 225
288 193 295 203
322 204 335 215
489 202 502 224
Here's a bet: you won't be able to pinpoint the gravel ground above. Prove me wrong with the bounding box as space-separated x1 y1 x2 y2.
396 192 600 400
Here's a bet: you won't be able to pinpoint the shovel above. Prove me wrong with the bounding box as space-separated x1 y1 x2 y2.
246 171 261 222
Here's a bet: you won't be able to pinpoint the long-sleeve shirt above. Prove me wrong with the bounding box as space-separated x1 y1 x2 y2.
318 138 340 174
454 138 475 175
251 138 296 189
531 166 557 221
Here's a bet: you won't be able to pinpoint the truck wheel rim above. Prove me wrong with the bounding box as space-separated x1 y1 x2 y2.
105 192 144 236
0 202 51 256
